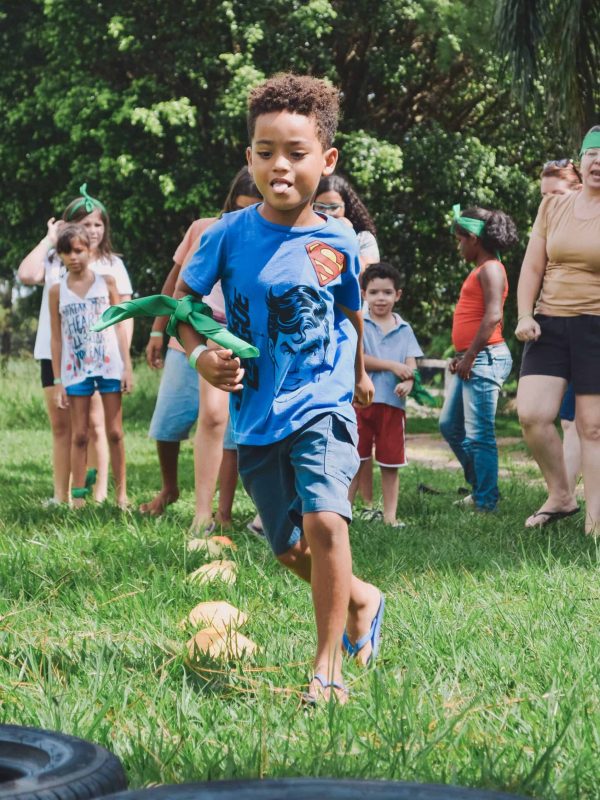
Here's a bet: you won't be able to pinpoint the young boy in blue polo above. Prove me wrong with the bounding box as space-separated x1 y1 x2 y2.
175 73 384 703
349 263 423 527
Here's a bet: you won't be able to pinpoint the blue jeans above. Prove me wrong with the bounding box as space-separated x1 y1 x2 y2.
439 344 512 510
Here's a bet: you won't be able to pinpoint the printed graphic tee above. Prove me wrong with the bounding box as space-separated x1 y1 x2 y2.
182 204 362 445
59 272 123 388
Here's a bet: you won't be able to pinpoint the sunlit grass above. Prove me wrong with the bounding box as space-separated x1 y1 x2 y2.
1 360 599 798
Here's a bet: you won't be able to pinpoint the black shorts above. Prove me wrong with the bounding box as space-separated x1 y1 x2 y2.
40 359 54 388
520 314 600 394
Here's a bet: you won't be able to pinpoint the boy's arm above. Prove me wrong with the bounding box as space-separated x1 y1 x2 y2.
49 284 67 409
173 277 244 392
107 276 133 393
364 353 414 380
146 260 182 368
394 356 417 398
335 304 374 407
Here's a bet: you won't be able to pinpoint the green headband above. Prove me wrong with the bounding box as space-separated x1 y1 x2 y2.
451 204 485 237
66 183 107 219
580 131 600 158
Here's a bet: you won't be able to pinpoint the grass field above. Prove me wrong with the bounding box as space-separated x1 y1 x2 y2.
1 360 599 798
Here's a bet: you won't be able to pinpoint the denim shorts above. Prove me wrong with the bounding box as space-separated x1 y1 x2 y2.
559 383 576 421
237 412 360 556
149 347 236 449
66 376 122 396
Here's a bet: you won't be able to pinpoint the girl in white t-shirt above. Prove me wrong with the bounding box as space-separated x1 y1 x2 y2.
49 224 132 508
17 184 133 504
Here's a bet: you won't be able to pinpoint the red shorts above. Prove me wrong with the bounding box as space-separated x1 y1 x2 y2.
356 403 407 467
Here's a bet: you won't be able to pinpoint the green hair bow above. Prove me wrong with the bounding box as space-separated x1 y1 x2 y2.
451 204 485 237
66 183 107 219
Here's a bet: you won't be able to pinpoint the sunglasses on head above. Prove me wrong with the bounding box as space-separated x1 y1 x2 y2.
543 158 573 169
313 201 344 212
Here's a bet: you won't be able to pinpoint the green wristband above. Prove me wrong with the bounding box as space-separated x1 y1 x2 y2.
149 331 163 338
53 377 62 385
189 344 208 370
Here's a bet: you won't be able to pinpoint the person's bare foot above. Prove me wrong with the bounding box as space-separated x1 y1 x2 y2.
139 489 179 516
72 497 86 510
116 496 131 511
302 674 348 706
524 495 578 528
345 583 383 666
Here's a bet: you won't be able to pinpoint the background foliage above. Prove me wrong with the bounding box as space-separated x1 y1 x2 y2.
0 0 583 355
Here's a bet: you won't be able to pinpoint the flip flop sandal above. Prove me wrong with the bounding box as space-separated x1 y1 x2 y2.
301 673 349 706
246 521 265 537
527 507 580 527
359 508 383 522
342 594 385 666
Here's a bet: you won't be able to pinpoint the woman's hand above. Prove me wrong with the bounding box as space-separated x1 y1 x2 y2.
46 217 63 248
55 385 68 409
121 366 134 394
515 314 541 342
146 335 164 369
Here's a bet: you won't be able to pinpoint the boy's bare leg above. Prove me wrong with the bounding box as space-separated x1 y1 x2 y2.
101 392 127 508
278 514 382 697
216 449 237 527
349 460 369 504
358 457 374 505
69 395 92 508
381 466 399 524
139 441 180 514
88 391 109 502
43 387 71 503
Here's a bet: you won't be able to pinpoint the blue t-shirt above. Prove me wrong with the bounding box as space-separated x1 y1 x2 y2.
182 204 362 445
363 311 423 410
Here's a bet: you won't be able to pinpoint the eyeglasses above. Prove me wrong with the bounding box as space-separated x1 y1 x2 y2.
313 202 344 213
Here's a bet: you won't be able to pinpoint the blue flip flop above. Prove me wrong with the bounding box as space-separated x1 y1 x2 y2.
302 673 349 705
342 594 385 666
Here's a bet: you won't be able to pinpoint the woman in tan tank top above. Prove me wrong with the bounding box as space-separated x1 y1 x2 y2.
516 126 600 535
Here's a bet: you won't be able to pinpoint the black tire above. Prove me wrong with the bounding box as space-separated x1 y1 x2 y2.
102 777 528 799
0 724 127 799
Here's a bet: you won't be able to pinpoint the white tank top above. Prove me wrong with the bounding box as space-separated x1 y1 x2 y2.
59 272 123 388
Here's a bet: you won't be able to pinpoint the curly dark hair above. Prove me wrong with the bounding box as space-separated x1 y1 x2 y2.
316 174 377 236
360 262 402 291
55 224 91 254
266 285 329 350
455 207 518 254
247 73 339 149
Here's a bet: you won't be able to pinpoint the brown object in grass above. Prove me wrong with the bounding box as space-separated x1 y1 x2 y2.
186 627 257 660
187 560 237 585
184 601 247 631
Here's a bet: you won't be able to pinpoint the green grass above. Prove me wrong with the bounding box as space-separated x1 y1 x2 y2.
1 360 599 798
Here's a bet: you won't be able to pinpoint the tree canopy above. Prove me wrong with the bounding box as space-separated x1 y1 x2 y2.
0 0 586 354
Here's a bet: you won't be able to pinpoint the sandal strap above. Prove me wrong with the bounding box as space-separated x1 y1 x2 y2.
312 673 348 693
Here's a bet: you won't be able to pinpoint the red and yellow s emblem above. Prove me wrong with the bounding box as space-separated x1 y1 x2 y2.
305 241 346 287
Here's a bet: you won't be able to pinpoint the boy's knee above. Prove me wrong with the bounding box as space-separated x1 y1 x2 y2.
200 412 227 433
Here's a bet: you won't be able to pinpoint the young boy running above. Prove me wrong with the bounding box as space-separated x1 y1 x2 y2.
175 73 384 703
349 263 423 527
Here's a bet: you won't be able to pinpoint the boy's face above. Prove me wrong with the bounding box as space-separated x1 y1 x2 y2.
58 238 91 273
247 111 337 226
363 277 401 318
